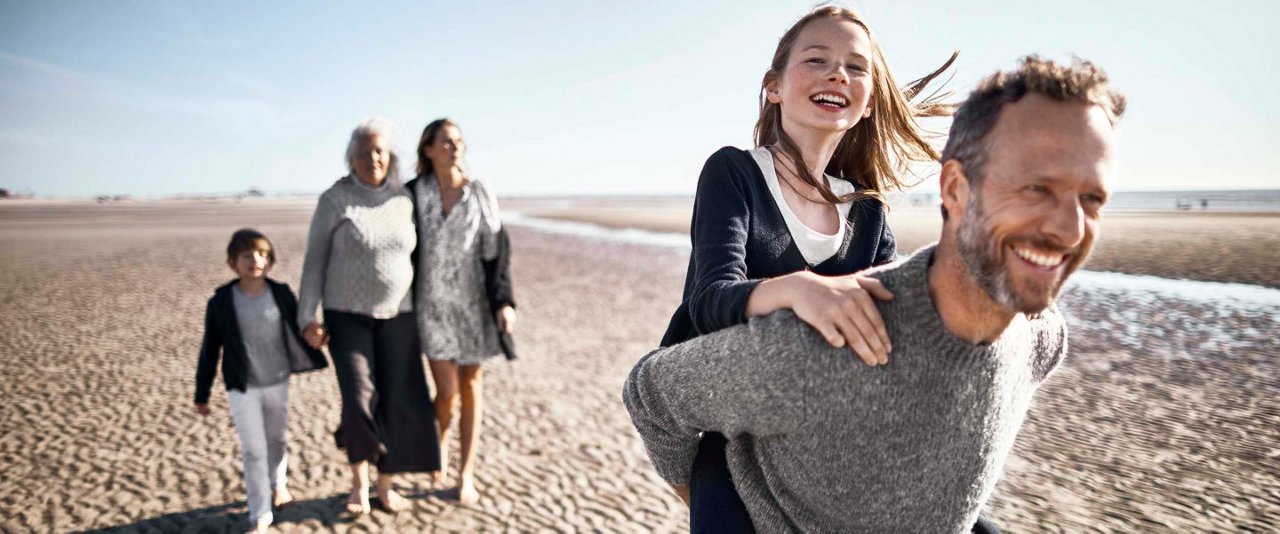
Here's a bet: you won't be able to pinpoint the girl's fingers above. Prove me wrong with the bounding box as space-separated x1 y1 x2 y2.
831 313 879 366
849 290 892 359
812 320 845 348
859 277 894 301
841 299 888 364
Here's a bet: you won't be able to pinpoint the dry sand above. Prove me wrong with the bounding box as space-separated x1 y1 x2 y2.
0 199 1276 532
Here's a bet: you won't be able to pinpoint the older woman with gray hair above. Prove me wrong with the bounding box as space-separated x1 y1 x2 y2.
298 117 439 514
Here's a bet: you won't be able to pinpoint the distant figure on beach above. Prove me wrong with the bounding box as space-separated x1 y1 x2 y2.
654 6 958 531
193 229 328 532
298 118 440 514
625 56 1125 532
407 118 518 505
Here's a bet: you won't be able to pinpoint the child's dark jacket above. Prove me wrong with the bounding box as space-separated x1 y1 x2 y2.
194 278 328 404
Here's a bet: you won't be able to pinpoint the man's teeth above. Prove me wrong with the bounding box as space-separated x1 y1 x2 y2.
1013 246 1065 268
811 94 848 106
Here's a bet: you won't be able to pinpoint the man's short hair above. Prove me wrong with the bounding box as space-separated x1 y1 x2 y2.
940 56 1126 218
226 228 276 266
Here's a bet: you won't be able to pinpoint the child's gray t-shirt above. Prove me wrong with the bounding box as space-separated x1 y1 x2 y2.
231 284 291 388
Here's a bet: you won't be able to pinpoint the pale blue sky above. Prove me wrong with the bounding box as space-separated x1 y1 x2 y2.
1 0 1277 197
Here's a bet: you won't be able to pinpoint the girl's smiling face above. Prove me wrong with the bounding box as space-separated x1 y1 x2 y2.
767 17 875 136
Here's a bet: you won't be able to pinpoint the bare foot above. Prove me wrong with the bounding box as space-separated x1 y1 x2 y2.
252 516 271 533
272 487 294 509
376 487 408 513
457 475 479 505
345 487 370 516
436 442 450 483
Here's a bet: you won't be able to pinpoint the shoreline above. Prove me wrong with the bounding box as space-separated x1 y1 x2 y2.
506 206 1280 289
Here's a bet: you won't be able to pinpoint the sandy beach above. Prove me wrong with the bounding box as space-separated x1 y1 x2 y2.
511 197 1280 288
0 198 1276 532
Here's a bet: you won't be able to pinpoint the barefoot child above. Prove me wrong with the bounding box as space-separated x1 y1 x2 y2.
194 229 328 532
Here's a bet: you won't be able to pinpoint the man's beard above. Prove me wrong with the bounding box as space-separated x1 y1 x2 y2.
955 194 1087 315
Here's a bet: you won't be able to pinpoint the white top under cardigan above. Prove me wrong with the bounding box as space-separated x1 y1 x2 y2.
748 147 856 266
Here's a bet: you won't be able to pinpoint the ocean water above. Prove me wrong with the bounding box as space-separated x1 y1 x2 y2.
890 189 1280 212
505 211 1280 358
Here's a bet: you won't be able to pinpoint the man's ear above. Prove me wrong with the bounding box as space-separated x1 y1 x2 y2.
939 159 971 223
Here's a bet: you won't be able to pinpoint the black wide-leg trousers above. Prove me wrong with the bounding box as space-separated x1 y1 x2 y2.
325 310 439 473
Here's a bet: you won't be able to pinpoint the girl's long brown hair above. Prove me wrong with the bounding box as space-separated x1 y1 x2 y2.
755 6 956 204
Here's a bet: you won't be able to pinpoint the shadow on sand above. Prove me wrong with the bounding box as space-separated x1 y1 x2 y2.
75 489 459 533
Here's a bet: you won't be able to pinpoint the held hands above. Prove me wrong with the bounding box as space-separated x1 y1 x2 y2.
496 305 517 334
753 271 894 366
302 322 329 349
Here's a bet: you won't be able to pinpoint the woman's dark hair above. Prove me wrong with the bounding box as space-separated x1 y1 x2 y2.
416 118 462 177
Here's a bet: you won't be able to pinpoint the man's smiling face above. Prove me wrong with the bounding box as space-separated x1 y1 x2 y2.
955 93 1116 315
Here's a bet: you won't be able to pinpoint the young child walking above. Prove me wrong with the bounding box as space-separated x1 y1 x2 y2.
194 229 328 532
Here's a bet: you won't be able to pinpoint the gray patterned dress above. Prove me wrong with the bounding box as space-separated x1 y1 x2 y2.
411 175 505 365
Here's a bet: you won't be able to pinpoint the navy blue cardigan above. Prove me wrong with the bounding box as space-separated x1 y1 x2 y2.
660 146 897 347
194 278 328 404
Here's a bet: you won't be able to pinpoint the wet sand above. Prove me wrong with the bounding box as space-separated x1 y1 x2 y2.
0 198 1276 532
512 198 1280 288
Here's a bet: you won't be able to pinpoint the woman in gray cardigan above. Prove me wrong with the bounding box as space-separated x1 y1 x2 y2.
298 118 439 514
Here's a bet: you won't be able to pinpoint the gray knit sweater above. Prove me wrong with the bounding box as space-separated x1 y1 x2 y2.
623 245 1067 532
298 175 416 327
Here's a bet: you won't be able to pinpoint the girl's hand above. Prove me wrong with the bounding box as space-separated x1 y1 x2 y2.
496 305 517 334
303 322 328 349
777 271 894 366
194 403 211 416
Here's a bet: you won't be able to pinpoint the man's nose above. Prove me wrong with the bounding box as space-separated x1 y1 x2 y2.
1043 194 1085 248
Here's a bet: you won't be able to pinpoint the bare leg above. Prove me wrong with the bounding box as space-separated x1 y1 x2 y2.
347 461 370 514
375 472 406 513
429 359 459 484
457 364 484 505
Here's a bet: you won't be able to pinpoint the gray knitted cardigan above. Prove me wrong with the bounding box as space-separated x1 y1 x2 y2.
297 175 416 328
623 245 1067 532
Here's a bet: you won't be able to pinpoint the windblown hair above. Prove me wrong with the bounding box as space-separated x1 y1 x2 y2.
225 228 276 266
941 55 1126 190
345 117 402 183
755 5 956 205
416 118 463 177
